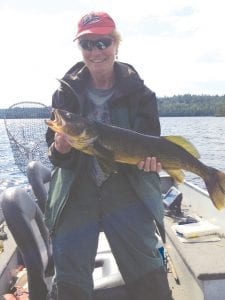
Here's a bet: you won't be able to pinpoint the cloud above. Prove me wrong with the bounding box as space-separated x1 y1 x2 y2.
197 50 225 63
0 8 83 107
171 6 195 17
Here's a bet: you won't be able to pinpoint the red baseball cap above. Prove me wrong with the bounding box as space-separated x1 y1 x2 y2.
74 11 116 40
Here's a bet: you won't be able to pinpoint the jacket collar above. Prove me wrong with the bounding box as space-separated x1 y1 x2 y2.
63 61 144 97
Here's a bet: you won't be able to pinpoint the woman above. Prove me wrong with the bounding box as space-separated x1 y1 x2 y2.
46 11 172 300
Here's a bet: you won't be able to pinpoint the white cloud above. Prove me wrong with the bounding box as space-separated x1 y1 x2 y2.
0 8 83 107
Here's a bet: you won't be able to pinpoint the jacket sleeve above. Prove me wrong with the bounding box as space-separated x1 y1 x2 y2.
45 83 81 169
132 87 161 136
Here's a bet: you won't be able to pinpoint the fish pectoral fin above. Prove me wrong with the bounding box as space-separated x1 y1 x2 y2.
162 136 200 159
93 140 114 160
165 169 185 183
96 157 118 174
93 141 117 174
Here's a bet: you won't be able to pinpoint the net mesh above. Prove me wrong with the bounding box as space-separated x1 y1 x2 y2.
4 101 52 174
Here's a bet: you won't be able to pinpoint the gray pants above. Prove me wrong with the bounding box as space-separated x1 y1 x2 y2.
51 169 170 299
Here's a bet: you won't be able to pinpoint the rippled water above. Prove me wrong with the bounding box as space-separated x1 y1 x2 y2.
160 116 225 188
0 119 29 192
0 117 225 192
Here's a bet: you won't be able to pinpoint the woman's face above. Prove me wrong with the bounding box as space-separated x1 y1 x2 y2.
78 34 118 77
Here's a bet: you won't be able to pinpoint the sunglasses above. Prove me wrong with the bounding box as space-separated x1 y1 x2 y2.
79 38 113 51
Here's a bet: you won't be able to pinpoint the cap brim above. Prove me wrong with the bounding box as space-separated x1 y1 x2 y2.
73 27 114 41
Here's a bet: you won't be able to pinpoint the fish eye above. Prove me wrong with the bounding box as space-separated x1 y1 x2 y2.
65 112 72 119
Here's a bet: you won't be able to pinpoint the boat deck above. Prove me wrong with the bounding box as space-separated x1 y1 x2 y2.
164 181 225 300
0 222 20 295
167 266 190 300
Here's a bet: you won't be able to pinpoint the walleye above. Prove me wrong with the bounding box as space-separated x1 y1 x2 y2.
46 109 225 210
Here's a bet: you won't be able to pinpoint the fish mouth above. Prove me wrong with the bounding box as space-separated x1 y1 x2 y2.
45 109 63 133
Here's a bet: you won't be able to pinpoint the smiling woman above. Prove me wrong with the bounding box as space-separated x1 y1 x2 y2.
45 10 172 300
73 13 122 89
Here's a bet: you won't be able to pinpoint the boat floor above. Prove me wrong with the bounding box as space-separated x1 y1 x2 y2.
168 265 190 300
96 232 187 299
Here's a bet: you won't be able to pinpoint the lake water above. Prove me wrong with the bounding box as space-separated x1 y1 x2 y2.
160 116 225 188
0 117 225 193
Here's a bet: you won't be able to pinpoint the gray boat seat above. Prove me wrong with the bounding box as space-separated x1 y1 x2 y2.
26 160 51 213
0 187 53 300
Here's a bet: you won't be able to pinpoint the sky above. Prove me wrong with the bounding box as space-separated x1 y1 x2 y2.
1 0 225 108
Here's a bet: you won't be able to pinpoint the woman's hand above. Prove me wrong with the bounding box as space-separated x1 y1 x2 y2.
137 156 161 173
54 133 72 154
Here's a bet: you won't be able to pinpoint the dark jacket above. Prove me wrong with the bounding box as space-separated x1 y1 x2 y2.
45 61 164 236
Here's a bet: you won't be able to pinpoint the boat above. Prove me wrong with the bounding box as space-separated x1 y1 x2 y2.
1 162 225 300
1 101 225 299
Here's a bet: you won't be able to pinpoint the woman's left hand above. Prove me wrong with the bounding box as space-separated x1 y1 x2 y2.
137 156 162 173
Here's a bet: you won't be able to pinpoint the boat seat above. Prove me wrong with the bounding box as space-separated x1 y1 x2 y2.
26 161 51 213
0 187 53 300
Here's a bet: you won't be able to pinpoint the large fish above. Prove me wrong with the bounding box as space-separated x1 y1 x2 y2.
46 109 225 210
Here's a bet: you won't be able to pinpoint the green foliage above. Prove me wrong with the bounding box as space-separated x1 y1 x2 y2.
1 95 225 118
158 94 225 116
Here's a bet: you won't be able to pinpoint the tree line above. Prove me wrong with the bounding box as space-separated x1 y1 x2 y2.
1 94 225 118
157 94 225 116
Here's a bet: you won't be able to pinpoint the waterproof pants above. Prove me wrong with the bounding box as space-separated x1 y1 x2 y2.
51 170 172 300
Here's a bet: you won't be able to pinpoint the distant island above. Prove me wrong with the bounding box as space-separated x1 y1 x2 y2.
158 94 225 117
0 106 51 119
0 94 225 118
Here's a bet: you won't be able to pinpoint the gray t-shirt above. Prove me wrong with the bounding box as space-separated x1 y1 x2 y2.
85 84 116 186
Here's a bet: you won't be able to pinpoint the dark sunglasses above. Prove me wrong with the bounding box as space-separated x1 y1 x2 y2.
79 38 113 51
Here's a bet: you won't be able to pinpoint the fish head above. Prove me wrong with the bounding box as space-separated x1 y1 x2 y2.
45 109 92 137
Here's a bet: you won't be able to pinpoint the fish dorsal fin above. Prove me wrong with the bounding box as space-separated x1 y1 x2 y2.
162 136 200 159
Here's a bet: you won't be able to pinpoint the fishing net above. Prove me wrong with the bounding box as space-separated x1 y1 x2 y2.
4 101 52 175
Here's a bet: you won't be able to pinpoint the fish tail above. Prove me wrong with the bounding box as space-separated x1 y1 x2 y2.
204 167 225 210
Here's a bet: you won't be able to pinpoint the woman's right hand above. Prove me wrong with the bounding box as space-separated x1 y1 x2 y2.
54 132 72 154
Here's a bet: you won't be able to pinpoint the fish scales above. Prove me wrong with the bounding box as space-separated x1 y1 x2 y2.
95 121 205 174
